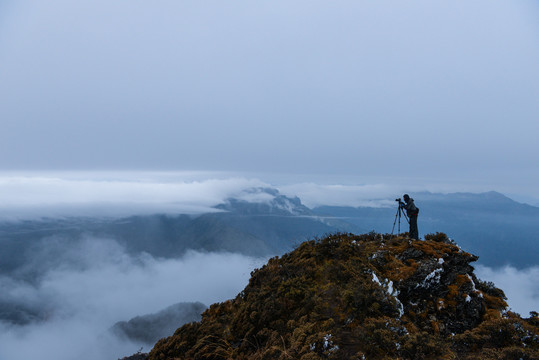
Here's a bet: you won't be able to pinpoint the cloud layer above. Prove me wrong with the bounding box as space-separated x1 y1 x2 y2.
3 171 532 220
0 237 266 360
0 172 270 219
475 265 539 317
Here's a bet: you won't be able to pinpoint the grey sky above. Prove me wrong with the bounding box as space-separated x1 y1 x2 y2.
1 1 538 192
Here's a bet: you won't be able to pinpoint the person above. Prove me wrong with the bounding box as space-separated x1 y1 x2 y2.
400 194 419 239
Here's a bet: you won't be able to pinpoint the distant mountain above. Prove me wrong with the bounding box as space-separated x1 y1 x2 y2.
93 188 348 257
313 191 539 267
110 302 207 345
145 233 539 360
215 187 312 216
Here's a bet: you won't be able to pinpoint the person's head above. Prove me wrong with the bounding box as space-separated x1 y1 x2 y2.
403 194 410 203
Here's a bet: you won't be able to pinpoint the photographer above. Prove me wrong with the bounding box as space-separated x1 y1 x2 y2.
400 194 419 239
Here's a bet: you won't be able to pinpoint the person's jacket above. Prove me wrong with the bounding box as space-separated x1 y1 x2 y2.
402 199 419 217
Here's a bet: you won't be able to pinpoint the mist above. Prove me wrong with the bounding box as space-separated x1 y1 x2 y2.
0 236 266 360
475 265 539 317
0 173 268 220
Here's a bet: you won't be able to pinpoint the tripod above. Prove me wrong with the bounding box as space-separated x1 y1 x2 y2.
391 200 409 235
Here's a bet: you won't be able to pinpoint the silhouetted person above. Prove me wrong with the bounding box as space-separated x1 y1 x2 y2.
401 194 419 239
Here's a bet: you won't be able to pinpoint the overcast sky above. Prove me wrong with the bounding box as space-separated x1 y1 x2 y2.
1 1 538 195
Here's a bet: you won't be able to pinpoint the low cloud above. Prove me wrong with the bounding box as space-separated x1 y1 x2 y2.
277 183 415 208
0 172 269 220
0 236 266 360
475 265 539 316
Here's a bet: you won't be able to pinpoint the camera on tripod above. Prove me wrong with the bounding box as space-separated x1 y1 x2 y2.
392 197 408 235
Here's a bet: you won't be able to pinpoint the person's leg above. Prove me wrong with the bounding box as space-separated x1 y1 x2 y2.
410 216 418 239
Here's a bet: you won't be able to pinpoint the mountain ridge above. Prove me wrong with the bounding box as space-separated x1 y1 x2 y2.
144 233 539 360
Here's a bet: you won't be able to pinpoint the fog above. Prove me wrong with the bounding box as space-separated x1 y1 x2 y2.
0 172 269 220
0 237 266 360
476 265 539 317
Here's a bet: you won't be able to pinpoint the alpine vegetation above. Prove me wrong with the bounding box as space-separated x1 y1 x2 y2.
146 233 538 360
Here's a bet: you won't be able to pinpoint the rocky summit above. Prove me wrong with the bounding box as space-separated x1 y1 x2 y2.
145 233 538 360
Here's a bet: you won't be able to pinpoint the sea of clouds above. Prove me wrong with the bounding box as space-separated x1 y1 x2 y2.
475 265 539 317
0 235 266 360
0 171 272 220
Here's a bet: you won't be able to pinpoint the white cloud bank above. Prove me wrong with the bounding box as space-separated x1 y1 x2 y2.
0 172 271 219
0 172 420 220
475 265 539 317
0 237 266 360
277 182 406 208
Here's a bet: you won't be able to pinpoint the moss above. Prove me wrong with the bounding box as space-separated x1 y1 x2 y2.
148 233 538 360
482 293 508 314
453 316 539 358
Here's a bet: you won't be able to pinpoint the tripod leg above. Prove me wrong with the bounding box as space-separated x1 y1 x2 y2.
391 206 400 234
398 207 401 234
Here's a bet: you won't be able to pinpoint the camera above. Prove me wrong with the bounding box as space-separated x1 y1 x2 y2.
395 198 401 202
